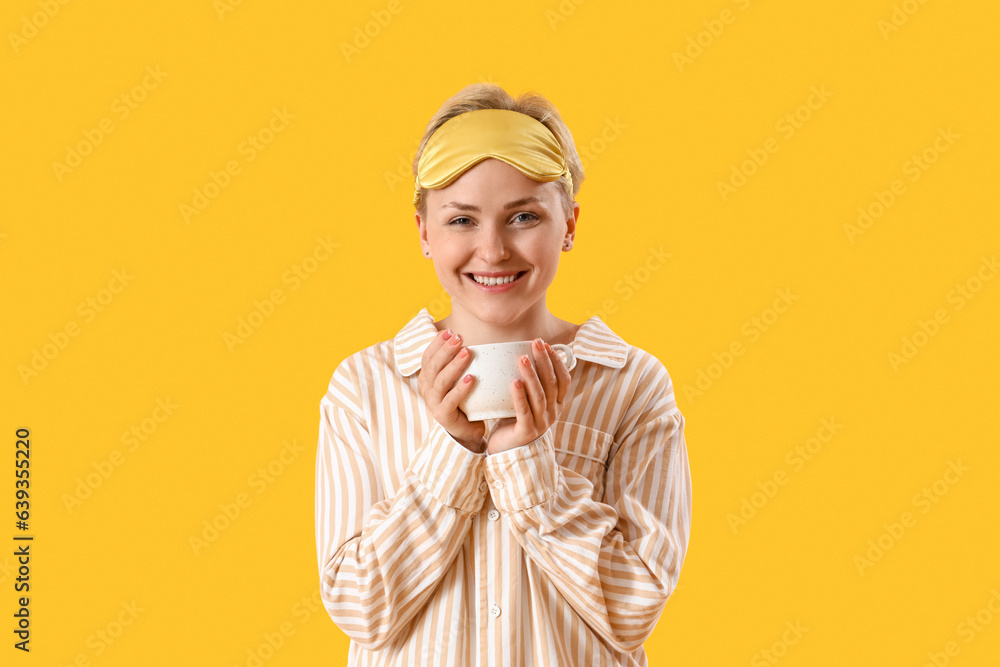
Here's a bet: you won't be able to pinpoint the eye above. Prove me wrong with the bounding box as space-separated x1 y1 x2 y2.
513 212 539 224
448 216 473 226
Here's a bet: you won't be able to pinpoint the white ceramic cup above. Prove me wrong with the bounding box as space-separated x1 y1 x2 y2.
458 340 577 421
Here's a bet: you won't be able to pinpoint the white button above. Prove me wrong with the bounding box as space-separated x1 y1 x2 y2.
490 604 501 618
478 481 488 492
488 509 500 521
493 480 504 490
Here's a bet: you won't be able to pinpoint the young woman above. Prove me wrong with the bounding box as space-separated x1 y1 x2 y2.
316 83 692 666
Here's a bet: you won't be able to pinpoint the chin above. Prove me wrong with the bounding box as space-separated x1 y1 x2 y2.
472 300 540 326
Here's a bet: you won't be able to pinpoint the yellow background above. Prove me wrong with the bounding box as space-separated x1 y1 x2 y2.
3 0 998 664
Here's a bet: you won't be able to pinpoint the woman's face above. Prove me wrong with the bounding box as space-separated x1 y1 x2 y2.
415 158 578 329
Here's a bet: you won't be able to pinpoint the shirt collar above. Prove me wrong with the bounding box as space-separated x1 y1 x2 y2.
393 308 629 377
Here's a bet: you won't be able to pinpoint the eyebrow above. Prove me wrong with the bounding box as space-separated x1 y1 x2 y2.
440 196 543 212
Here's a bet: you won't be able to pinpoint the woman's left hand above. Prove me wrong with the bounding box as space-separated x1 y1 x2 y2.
486 339 572 455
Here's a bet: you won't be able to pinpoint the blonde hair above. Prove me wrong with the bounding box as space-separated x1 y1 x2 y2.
412 83 584 218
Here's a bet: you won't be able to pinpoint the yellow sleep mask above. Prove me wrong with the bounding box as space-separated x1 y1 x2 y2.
413 108 572 208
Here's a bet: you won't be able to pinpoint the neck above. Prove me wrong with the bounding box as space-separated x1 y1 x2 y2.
435 302 572 346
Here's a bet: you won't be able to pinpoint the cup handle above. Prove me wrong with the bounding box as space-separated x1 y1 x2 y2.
550 344 576 371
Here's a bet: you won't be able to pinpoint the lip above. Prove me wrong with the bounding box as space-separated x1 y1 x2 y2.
464 270 527 292
467 271 524 277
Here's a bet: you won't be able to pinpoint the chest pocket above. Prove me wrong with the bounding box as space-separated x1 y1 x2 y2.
552 421 615 500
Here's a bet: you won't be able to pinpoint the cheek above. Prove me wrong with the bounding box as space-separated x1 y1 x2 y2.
429 243 466 273
526 247 563 281
540 235 565 262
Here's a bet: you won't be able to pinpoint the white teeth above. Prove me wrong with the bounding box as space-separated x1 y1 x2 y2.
472 273 519 286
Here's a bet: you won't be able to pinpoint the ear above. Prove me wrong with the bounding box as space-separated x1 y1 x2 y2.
563 201 579 246
415 210 431 256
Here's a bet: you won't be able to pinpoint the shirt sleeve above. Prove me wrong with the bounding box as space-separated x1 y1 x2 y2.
482 355 692 654
315 360 488 651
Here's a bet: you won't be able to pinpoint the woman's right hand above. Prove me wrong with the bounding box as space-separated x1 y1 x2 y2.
417 329 486 452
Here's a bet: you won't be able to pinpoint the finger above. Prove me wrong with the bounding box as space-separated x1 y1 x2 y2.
510 377 532 425
430 332 466 394
517 352 546 424
420 330 454 389
546 342 572 406
421 329 452 368
532 339 557 404
439 362 476 415
439 373 487 442
433 346 474 405
432 330 463 368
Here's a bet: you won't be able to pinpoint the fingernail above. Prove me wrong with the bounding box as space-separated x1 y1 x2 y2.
442 330 452 340
458 348 468 358
521 354 530 366
514 378 522 389
463 374 472 383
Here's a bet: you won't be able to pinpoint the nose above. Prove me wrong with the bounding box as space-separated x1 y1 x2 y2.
476 227 510 264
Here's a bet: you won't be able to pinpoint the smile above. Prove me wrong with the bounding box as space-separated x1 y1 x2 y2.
469 272 524 286
464 271 527 289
